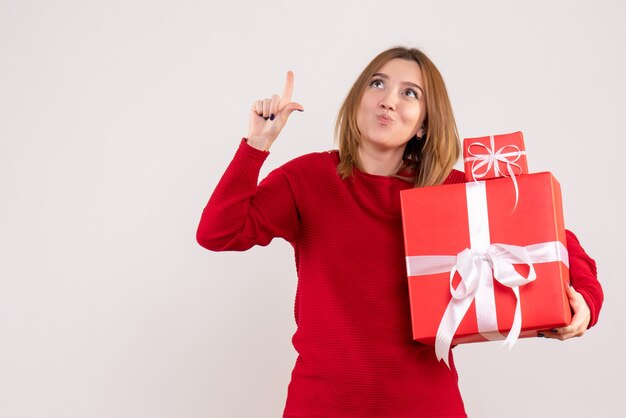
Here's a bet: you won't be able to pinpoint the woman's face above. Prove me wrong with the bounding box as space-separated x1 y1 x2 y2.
356 58 427 153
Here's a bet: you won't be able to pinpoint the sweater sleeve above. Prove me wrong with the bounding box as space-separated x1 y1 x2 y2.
565 229 603 328
196 139 300 251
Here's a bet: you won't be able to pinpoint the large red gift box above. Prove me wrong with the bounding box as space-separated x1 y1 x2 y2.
400 172 571 364
463 131 528 182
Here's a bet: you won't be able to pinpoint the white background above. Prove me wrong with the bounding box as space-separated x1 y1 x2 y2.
1 1 624 417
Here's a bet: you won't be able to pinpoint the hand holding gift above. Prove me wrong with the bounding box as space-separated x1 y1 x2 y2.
540 284 591 340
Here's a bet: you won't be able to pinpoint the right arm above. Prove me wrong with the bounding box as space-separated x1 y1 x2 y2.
196 71 304 251
196 139 300 251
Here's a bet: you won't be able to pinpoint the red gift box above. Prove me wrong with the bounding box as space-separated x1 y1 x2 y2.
463 131 528 182
400 172 571 365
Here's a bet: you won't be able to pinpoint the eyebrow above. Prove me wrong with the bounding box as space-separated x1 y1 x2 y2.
371 73 424 95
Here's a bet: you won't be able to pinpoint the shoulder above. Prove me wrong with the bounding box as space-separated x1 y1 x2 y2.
277 149 340 177
443 168 467 185
267 150 341 201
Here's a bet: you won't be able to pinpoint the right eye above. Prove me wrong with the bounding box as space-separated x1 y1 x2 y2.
370 79 384 88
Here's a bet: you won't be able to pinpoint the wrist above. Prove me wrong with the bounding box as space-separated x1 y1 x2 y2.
245 136 272 151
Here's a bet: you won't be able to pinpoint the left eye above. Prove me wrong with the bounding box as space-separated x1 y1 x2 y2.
404 89 418 99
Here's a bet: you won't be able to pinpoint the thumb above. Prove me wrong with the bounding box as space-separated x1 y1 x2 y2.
566 284 582 312
281 102 304 119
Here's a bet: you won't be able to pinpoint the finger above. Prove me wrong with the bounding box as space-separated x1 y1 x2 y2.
269 94 280 120
279 71 295 108
552 312 588 338
565 284 583 311
539 326 560 339
254 100 263 116
549 329 584 340
557 316 588 337
541 329 569 341
262 98 271 119
543 328 568 340
276 102 304 122
565 286 589 326
552 316 582 337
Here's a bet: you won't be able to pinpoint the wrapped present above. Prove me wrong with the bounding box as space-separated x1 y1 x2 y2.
400 172 571 366
463 131 528 182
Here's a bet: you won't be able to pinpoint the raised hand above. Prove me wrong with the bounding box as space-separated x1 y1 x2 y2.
246 71 304 151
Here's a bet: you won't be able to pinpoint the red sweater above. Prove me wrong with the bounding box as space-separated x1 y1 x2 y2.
197 139 603 418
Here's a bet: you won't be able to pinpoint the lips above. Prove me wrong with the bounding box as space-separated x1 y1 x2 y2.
377 114 393 124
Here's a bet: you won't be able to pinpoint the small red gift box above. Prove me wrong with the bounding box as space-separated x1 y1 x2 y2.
400 172 571 365
463 131 528 182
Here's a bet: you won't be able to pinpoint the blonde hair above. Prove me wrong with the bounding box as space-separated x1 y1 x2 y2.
335 46 460 187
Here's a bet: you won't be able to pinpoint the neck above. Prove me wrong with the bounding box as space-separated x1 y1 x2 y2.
357 144 405 176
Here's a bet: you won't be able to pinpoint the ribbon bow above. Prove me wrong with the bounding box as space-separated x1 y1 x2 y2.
435 244 537 366
464 136 527 211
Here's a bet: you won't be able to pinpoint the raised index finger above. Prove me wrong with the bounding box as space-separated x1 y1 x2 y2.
279 71 294 108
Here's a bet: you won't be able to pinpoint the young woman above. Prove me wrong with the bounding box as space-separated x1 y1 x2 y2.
197 47 603 418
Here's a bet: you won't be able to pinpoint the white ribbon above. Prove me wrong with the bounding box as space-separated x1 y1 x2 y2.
464 135 527 211
405 181 569 368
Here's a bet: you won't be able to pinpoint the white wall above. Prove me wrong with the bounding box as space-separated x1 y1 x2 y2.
1 1 623 416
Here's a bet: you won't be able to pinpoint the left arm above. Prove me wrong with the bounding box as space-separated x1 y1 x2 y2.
542 229 604 340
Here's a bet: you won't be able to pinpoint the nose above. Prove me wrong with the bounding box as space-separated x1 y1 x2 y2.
378 89 397 111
